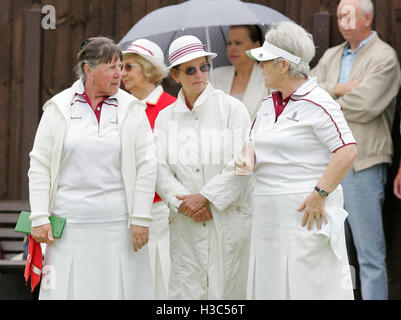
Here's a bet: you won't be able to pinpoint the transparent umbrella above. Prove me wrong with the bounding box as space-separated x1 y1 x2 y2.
119 0 291 68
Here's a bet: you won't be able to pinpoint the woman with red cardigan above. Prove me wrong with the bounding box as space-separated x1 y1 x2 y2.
122 39 176 299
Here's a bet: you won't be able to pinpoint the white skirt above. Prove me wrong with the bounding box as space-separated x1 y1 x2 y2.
39 220 155 300
148 201 170 300
247 188 354 300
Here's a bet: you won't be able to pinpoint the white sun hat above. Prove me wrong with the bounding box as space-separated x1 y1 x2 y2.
246 41 304 65
123 38 166 69
167 35 217 70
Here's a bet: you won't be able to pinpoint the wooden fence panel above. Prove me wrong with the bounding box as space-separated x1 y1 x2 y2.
20 9 42 199
0 0 13 200
8 0 33 199
100 0 116 39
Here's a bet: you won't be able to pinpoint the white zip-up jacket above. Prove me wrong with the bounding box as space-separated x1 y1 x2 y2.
154 83 253 299
28 79 156 228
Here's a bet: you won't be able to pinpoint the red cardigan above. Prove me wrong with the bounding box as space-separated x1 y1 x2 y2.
145 91 177 203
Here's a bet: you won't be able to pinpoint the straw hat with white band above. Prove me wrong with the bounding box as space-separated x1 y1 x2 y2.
167 35 217 70
246 41 307 66
123 39 167 70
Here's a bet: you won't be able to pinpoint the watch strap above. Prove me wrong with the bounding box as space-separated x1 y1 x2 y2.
314 186 329 197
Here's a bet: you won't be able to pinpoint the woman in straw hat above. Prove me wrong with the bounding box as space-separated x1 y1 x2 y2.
154 35 253 299
240 21 357 299
122 39 176 300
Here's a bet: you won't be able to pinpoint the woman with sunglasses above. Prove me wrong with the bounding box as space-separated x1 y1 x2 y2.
213 25 271 121
154 35 253 299
122 39 176 300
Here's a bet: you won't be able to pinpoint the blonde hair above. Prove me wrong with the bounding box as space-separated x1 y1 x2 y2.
125 53 166 85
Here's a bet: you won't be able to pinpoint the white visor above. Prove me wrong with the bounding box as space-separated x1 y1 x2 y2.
247 41 303 65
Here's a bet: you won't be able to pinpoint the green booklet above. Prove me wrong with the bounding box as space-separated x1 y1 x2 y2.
14 211 66 238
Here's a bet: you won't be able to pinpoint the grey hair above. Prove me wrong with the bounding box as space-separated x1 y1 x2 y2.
75 37 122 81
360 0 374 16
265 21 316 79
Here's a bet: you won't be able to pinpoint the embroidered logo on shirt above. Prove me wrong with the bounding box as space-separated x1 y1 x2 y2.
70 116 82 120
286 111 299 122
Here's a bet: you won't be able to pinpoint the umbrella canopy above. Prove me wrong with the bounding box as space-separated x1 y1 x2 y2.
119 0 291 68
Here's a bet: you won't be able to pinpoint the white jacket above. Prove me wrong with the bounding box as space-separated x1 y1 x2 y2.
28 79 156 228
212 63 270 121
154 83 253 299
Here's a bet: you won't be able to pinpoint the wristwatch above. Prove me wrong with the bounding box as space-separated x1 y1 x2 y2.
314 186 329 197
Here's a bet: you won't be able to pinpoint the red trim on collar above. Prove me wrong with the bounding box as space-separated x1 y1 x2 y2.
272 91 294 122
79 92 116 124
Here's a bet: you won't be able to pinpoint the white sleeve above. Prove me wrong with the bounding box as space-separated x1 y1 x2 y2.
313 100 356 153
28 106 54 227
131 109 158 227
154 115 191 213
200 99 252 211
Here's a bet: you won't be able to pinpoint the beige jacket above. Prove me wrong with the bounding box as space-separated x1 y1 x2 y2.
311 33 401 171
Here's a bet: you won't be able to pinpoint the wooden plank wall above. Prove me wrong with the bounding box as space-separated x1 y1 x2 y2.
2 0 400 199
0 0 400 297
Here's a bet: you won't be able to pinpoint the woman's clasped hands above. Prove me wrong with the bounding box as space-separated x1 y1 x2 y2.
176 194 213 223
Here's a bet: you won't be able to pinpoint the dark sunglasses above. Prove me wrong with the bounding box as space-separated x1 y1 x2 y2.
180 63 211 75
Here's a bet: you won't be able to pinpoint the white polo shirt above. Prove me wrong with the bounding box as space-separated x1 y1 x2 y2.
251 77 356 196
52 79 128 223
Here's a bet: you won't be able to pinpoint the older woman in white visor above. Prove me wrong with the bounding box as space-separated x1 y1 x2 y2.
154 35 253 299
241 21 358 299
122 39 176 300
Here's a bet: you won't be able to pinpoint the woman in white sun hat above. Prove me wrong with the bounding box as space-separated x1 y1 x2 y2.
154 35 253 299
240 21 357 299
122 39 176 300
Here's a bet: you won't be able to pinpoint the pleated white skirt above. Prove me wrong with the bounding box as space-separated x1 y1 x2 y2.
39 220 155 300
247 188 354 300
148 201 170 300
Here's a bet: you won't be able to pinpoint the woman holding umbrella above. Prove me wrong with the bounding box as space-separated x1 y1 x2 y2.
154 35 253 299
122 39 176 300
213 25 270 121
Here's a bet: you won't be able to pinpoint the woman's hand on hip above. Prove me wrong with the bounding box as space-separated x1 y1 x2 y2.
131 225 149 252
298 192 328 230
31 223 54 244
